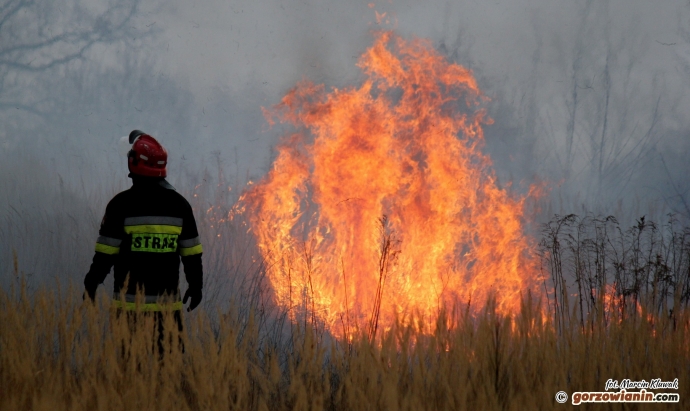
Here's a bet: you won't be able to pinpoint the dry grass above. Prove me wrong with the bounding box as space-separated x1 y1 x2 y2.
541 214 690 333
2 207 689 409
1 284 688 411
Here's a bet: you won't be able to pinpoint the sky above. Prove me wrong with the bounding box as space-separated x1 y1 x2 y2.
1 0 690 285
142 0 690 215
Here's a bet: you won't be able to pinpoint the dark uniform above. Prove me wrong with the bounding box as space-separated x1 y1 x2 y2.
85 130 201 355
84 176 203 310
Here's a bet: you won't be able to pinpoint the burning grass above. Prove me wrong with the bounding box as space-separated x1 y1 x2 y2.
0 283 688 410
541 214 690 334
239 31 542 338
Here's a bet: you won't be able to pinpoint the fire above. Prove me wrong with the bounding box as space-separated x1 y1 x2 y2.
597 284 645 323
239 31 541 338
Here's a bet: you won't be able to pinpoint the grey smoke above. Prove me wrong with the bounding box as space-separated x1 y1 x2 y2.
1 0 689 289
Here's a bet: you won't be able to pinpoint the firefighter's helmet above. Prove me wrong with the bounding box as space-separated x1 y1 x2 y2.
127 130 168 177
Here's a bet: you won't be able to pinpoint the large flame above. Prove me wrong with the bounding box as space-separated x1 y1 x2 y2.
239 31 541 338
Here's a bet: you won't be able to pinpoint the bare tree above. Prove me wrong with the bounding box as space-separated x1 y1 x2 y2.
0 0 148 120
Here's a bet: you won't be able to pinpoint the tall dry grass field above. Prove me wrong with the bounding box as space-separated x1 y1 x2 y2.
2 213 690 410
0 284 688 410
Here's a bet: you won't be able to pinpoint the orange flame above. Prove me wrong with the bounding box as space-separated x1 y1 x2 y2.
240 31 542 338
596 284 645 323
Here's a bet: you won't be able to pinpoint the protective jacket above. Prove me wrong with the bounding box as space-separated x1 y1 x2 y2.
84 176 203 310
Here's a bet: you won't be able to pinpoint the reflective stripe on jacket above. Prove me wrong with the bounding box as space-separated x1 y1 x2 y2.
112 293 184 311
84 177 203 305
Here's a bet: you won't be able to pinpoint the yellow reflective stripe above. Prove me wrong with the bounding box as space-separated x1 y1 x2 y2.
124 224 183 235
95 243 120 255
179 243 203 256
112 300 183 312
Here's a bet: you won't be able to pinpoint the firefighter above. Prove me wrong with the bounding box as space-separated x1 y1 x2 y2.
83 130 203 350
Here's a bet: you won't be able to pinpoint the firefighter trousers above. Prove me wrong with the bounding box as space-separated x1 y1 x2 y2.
114 308 184 359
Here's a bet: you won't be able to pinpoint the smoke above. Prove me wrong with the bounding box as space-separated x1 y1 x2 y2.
154 0 690 221
1 0 689 289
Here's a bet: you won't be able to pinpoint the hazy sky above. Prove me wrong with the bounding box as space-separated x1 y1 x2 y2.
150 0 688 106
2 0 688 209
2 0 690 282
132 0 690 216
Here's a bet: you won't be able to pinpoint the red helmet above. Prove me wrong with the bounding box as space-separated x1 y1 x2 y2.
127 130 168 177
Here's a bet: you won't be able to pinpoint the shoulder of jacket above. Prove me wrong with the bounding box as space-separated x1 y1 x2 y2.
159 179 176 191
171 190 194 209
107 189 134 207
149 185 193 208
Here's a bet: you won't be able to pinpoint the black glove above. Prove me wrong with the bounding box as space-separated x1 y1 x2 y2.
83 285 97 302
183 288 202 312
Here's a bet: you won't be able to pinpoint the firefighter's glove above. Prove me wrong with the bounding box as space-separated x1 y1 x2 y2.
183 288 202 312
83 285 97 303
